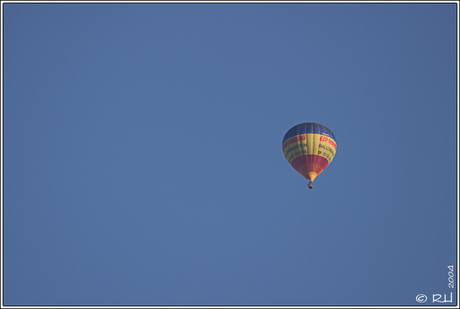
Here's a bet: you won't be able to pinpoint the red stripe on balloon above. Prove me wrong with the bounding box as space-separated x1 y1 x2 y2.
290 155 329 179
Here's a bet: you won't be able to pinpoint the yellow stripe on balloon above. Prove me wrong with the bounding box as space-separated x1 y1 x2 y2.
283 133 337 164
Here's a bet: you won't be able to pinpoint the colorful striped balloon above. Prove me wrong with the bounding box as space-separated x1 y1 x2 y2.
282 123 337 188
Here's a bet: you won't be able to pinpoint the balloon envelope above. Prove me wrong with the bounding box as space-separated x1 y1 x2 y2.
282 122 337 182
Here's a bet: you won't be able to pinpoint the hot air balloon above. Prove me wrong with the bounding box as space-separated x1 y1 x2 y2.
282 122 337 189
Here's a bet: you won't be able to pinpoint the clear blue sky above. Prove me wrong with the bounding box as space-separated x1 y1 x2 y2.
3 2 457 306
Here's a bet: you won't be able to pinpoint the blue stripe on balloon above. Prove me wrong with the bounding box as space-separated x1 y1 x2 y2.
282 123 336 143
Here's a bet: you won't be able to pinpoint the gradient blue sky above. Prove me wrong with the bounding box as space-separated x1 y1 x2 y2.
3 2 458 306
